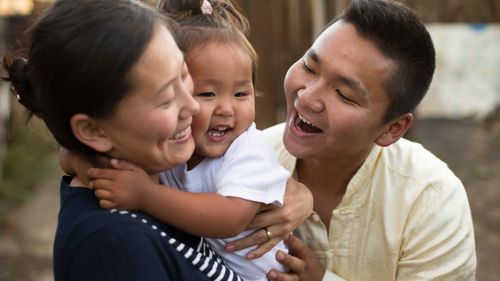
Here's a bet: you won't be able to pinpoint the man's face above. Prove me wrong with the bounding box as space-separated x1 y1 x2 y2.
283 21 396 162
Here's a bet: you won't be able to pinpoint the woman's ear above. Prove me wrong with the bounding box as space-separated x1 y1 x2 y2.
70 114 113 153
375 113 413 147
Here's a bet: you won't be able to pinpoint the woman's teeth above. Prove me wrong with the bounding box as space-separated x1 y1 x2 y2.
171 127 190 140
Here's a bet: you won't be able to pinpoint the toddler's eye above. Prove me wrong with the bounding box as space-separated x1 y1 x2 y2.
195 92 215 98
234 92 248 97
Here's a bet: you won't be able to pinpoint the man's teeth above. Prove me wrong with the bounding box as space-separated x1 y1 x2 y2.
298 113 314 126
295 113 323 133
171 127 189 140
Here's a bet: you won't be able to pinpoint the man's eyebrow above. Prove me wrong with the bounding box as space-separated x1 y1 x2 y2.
339 75 367 96
307 48 366 96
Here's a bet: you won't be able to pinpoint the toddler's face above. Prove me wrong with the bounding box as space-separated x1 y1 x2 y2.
186 42 255 163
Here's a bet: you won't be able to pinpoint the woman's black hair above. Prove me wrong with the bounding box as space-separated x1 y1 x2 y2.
2 0 176 154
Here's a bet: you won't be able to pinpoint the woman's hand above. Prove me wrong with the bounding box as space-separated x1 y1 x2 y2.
267 235 324 281
225 177 313 258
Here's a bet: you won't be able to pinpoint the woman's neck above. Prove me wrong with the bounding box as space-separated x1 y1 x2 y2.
71 172 161 188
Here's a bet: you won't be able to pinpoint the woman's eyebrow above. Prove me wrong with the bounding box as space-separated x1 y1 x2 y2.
306 49 319 63
155 77 176 96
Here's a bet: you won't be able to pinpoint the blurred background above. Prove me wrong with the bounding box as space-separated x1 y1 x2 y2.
0 0 499 280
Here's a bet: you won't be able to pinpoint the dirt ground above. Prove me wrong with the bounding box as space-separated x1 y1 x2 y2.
0 118 498 281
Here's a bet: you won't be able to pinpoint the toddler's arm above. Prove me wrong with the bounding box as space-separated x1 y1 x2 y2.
59 147 110 186
89 159 260 238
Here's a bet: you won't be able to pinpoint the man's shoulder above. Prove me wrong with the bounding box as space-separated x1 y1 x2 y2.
385 138 446 168
381 138 463 191
262 122 286 144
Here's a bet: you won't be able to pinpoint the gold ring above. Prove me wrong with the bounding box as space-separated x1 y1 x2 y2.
264 227 272 241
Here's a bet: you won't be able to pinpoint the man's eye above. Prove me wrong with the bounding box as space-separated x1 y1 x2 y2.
336 89 356 104
302 61 315 74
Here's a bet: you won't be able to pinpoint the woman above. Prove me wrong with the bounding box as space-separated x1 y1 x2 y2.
3 0 309 280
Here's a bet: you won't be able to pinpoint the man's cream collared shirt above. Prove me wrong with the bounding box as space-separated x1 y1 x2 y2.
264 123 476 281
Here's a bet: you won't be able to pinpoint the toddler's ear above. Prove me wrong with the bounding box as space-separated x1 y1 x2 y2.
70 113 113 153
375 113 413 147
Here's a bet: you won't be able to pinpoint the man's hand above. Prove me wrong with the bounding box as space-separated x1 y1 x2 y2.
267 234 324 281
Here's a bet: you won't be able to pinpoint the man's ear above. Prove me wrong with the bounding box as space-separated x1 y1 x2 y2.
375 113 413 147
70 114 113 153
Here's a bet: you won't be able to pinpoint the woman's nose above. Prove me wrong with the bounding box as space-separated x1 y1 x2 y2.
296 86 324 113
180 76 200 118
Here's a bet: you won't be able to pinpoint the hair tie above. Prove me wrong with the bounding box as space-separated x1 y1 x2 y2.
201 0 212 15
10 85 21 102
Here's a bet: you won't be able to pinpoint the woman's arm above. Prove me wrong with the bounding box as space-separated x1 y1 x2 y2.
89 159 260 238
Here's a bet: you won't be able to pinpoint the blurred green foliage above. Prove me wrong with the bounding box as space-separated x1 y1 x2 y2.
0 103 59 226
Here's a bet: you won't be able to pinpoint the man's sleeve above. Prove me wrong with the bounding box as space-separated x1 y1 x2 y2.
322 270 348 281
396 179 476 280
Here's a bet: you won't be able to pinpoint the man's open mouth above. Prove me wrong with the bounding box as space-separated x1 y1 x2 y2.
295 113 323 133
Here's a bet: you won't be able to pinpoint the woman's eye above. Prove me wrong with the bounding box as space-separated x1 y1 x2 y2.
195 92 215 98
161 99 172 108
302 60 315 74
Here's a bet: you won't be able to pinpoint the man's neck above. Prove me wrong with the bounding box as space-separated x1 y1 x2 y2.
296 151 370 228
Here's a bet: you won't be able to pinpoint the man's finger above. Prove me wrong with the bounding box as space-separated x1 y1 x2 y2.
246 238 280 259
225 227 269 252
284 234 309 259
267 269 299 281
275 250 306 274
246 210 280 229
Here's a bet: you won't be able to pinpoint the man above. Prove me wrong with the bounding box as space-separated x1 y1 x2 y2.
263 0 476 280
